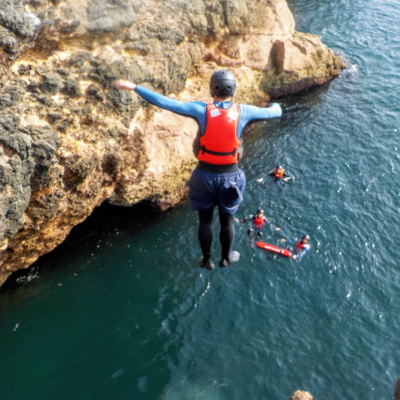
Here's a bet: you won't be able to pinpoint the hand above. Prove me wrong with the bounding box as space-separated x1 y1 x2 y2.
292 255 297 259
275 227 281 231
280 238 287 243
114 80 137 91
235 218 240 223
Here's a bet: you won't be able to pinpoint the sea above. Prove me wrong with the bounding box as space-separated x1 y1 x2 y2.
1 0 399 399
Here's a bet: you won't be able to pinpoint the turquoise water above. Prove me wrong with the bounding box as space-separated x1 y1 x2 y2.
1 0 400 399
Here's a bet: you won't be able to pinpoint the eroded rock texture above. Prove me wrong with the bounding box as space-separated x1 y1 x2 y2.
0 0 344 285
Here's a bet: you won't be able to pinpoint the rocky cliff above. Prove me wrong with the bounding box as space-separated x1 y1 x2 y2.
0 0 344 286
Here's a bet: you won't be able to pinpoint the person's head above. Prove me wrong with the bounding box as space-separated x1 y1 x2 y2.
210 70 236 100
301 235 310 244
257 208 264 218
276 165 283 173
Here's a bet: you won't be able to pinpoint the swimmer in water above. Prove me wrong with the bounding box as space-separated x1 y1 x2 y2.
269 165 292 182
235 208 280 237
257 165 292 191
281 235 311 259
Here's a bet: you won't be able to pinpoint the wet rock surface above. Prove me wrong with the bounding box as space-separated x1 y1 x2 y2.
0 0 344 285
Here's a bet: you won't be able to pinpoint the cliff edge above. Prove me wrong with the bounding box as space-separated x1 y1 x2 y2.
0 0 344 285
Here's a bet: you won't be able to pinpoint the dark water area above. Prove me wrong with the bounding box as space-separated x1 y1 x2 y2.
1 0 400 399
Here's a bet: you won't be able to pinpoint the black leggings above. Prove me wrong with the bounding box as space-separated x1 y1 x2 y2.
198 208 235 261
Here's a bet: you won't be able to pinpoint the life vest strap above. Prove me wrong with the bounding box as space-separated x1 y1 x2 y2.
200 146 237 157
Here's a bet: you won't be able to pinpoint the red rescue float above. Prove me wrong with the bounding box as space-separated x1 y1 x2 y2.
257 241 293 258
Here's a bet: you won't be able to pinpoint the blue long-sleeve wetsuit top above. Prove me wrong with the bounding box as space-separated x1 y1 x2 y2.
135 86 282 138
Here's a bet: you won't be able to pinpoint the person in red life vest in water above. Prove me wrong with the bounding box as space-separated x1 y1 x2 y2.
114 70 282 271
268 165 292 182
235 208 279 237
273 165 284 179
281 235 311 259
257 165 292 190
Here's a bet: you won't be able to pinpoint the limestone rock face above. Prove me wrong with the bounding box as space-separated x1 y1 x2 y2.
0 0 344 285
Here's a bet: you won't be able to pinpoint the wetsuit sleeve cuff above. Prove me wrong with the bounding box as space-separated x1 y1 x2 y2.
135 85 144 94
269 103 282 117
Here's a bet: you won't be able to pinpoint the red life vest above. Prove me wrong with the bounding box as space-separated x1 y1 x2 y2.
254 216 264 229
275 168 284 178
197 103 241 165
296 240 305 250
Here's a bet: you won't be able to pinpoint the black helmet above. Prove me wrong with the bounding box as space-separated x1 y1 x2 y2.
302 235 310 242
210 70 236 97
276 165 283 170
257 208 264 215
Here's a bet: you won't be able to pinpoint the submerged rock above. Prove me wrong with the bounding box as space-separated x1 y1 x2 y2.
0 0 344 285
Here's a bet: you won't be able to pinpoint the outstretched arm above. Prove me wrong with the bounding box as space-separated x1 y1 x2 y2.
244 103 282 119
237 103 282 138
235 215 253 223
114 80 207 123
280 238 297 244
264 217 280 231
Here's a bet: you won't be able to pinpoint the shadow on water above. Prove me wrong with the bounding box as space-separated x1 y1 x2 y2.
1 200 165 294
